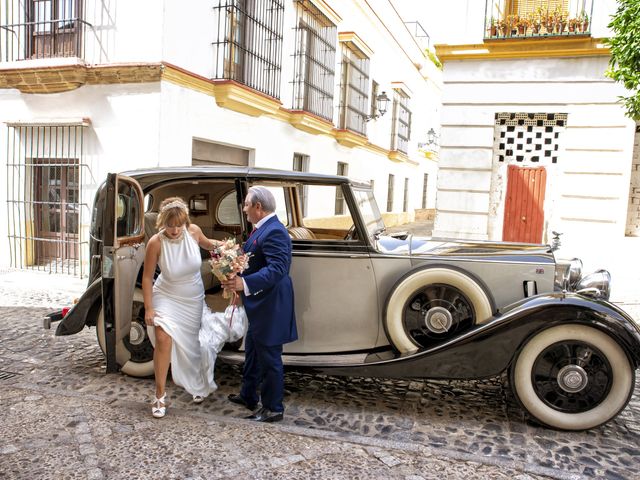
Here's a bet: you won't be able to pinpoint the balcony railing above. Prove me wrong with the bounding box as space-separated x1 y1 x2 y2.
0 0 112 64
484 0 593 40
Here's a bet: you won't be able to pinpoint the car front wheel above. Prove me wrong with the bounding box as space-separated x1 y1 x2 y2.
96 288 155 377
385 267 493 352
511 324 634 430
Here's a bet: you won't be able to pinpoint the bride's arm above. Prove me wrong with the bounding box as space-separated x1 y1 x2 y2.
189 224 221 250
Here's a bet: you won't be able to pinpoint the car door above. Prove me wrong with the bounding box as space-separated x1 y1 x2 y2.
101 173 145 373
274 181 379 353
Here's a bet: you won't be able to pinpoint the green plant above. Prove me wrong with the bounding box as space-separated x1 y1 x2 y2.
427 49 442 70
605 0 640 120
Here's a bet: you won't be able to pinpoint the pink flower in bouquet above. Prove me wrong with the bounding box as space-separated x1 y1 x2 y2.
210 238 251 299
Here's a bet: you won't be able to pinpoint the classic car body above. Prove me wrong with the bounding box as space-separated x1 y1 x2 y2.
44 167 640 430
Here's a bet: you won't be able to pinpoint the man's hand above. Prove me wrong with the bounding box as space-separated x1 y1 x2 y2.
221 276 243 292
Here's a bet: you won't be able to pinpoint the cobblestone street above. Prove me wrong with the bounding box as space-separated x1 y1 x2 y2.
1 296 640 479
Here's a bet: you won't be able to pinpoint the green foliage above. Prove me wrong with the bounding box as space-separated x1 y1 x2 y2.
605 0 640 120
427 50 442 70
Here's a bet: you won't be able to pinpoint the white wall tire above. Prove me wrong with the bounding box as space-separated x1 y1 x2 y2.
511 324 634 430
96 288 155 377
385 267 493 353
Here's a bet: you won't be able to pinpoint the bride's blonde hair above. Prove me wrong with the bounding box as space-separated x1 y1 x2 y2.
156 197 190 229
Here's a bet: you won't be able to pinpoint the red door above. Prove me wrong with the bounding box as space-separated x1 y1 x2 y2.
503 165 547 243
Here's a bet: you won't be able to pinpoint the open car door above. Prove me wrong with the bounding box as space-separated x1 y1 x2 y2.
101 173 146 373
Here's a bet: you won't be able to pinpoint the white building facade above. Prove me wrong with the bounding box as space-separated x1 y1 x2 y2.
0 0 442 276
430 0 639 256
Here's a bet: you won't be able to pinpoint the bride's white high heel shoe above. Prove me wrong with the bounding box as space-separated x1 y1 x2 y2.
152 393 166 418
193 395 204 404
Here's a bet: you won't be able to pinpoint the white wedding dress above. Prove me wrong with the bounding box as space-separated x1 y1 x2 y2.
148 227 216 398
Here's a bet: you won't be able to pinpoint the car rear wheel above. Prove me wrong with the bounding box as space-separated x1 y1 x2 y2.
511 324 634 430
96 288 155 377
385 267 493 352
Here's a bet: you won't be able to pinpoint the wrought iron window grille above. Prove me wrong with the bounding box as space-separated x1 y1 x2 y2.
338 44 370 136
212 0 285 99
5 123 90 276
390 90 411 154
291 0 336 122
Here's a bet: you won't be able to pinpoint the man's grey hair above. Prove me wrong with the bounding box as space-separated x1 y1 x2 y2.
247 186 276 213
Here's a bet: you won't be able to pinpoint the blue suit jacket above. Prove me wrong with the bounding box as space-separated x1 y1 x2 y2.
241 215 298 346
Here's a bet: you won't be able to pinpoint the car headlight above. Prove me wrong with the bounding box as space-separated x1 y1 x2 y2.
554 258 583 290
576 269 611 301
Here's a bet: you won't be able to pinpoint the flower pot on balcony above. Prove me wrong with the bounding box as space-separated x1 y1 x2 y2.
544 21 554 34
581 19 589 32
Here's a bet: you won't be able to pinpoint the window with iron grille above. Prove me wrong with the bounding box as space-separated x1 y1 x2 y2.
422 173 428 209
293 152 310 217
0 0 83 62
338 44 370 136
213 0 284 99
291 0 336 122
390 90 411 154
5 123 90 276
403 177 409 212
335 161 348 214
387 174 394 212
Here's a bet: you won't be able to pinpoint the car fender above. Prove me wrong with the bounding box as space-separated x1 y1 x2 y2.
322 293 640 379
382 263 497 352
55 278 102 336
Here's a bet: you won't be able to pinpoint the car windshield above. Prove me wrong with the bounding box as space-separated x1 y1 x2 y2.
352 187 385 241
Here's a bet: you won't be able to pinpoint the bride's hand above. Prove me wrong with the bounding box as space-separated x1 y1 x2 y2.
144 308 157 326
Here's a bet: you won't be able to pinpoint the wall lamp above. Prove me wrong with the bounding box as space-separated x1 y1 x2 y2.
418 128 440 150
364 91 390 122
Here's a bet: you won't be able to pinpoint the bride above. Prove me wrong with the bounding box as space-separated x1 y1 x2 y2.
142 197 223 418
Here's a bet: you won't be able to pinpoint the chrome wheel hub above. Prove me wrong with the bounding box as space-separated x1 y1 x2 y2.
424 306 453 334
129 322 146 346
557 364 589 393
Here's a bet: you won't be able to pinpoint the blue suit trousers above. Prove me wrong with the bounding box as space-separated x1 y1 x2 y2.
240 332 284 413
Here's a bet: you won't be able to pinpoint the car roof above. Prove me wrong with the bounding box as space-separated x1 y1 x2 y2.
121 166 369 190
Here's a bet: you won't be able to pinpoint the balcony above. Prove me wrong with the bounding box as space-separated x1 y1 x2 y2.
484 0 593 40
1 1 89 63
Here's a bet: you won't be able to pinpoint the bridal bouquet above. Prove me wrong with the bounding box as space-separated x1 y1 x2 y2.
209 238 251 299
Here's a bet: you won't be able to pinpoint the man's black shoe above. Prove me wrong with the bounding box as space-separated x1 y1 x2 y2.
245 407 283 423
227 394 257 411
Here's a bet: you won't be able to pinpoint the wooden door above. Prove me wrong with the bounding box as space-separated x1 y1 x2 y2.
33 160 79 265
28 0 81 59
502 165 547 243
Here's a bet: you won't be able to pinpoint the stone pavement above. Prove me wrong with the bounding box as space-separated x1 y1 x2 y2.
1 223 640 480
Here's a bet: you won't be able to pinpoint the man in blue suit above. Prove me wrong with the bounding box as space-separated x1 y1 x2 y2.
221 186 297 422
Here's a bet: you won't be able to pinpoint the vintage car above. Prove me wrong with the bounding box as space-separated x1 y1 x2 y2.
44 167 640 431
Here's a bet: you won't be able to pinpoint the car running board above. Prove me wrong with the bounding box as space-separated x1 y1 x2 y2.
218 350 370 367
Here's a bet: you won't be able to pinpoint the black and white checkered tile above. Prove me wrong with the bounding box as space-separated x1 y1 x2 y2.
494 112 567 164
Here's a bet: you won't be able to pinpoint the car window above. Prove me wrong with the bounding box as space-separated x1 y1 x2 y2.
302 184 354 231
116 181 142 238
217 190 241 225
247 185 289 226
